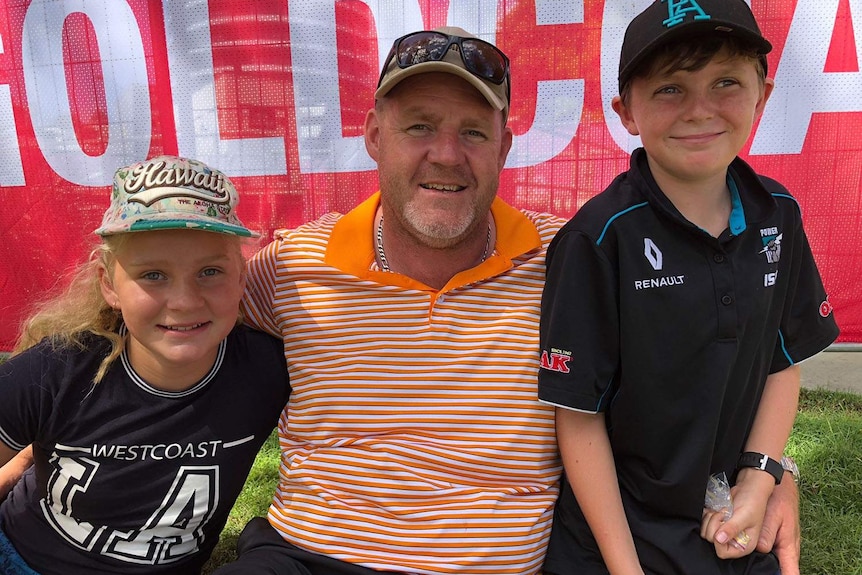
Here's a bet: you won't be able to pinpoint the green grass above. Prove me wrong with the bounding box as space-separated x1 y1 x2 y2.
202 388 862 574
201 431 281 573
792 388 862 574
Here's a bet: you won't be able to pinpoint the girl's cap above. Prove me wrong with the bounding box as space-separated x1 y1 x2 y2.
94 156 258 237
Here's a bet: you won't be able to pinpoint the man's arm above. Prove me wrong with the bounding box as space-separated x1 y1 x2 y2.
0 444 29 500
757 474 801 575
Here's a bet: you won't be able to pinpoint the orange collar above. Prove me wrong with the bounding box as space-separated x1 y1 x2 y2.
325 192 542 293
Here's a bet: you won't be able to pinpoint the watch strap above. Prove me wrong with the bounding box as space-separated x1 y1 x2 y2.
737 451 784 484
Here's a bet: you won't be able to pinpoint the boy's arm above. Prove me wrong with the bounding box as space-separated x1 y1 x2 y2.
557 407 644 575
708 365 801 558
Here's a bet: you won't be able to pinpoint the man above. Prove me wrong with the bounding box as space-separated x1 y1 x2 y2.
214 26 803 575
216 27 562 575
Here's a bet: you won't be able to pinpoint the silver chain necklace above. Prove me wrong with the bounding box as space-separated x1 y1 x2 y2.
376 217 492 272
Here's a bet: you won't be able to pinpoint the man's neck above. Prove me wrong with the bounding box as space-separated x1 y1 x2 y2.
376 210 494 290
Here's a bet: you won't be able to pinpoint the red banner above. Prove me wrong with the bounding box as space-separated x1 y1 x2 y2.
0 0 860 350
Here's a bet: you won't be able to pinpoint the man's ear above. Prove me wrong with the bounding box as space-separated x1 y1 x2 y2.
612 95 640 137
364 106 381 162
498 124 513 171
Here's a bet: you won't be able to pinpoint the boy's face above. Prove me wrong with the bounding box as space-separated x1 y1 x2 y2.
612 47 773 191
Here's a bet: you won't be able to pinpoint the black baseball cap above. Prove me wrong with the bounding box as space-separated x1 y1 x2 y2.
618 0 772 91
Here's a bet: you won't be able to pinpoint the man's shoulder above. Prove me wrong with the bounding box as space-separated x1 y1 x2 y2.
272 212 344 242
519 209 567 229
515 209 566 247
255 212 346 264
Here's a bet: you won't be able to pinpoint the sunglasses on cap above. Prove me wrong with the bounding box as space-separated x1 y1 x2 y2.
378 30 510 88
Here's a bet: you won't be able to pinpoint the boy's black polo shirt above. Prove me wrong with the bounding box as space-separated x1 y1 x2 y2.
539 148 839 574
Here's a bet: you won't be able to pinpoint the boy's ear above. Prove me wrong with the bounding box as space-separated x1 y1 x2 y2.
755 77 775 118
612 95 640 136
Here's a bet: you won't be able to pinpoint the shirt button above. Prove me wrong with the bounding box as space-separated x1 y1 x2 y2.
721 294 734 305
714 253 725 263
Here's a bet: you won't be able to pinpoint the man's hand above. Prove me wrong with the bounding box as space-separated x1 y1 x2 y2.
0 445 33 501
757 477 800 575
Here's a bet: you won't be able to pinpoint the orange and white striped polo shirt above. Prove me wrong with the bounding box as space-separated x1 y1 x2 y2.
241 193 565 575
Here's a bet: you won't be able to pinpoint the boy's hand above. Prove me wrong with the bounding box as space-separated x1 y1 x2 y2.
756 478 801 575
701 507 758 559
701 468 774 559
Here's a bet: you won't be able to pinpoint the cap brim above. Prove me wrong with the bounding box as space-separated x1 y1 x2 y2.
375 61 507 112
95 217 258 238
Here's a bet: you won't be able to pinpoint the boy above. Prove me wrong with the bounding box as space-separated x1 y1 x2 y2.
538 1 839 574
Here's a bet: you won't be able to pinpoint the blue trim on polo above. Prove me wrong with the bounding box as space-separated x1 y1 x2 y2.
596 379 615 412
597 202 649 246
728 176 746 235
771 193 801 215
778 330 794 365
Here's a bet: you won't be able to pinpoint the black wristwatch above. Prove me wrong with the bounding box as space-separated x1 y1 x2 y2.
737 451 784 484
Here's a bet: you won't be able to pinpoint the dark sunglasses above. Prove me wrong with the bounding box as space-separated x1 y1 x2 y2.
378 31 510 88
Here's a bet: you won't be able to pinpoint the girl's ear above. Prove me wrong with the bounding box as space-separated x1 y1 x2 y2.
99 265 119 310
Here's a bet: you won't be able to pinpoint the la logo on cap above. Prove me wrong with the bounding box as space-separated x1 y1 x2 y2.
664 0 711 28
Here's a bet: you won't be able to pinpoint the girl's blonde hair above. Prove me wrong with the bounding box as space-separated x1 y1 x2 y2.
13 233 250 385
13 156 259 384
13 236 129 384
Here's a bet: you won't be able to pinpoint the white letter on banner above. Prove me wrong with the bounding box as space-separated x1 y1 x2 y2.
163 2 285 176
22 0 151 186
0 84 24 186
0 33 24 186
601 0 651 153
452 0 585 168
751 0 862 155
288 0 422 173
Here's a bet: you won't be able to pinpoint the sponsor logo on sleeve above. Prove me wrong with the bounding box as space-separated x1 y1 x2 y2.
820 298 834 318
541 348 572 373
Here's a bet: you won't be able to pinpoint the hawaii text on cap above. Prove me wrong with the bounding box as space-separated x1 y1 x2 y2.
94 155 257 237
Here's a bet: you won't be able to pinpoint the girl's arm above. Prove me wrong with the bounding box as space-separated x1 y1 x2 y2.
705 364 801 558
557 407 644 575
0 444 28 500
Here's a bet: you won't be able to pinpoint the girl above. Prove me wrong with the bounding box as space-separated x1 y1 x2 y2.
0 156 289 575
